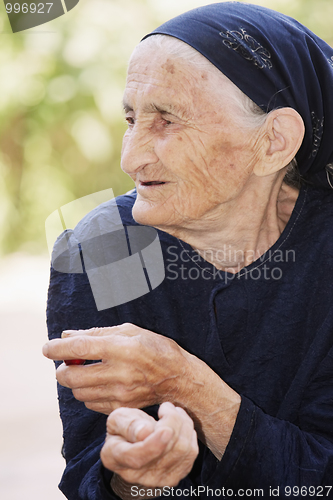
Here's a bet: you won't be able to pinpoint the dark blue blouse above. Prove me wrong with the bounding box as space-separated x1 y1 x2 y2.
47 185 333 499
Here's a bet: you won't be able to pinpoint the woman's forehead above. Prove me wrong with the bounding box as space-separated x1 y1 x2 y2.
125 45 232 113
128 44 193 79
126 52 203 98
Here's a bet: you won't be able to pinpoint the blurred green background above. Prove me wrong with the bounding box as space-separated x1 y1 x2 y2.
1 0 332 255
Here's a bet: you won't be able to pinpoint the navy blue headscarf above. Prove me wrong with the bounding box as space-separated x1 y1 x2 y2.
142 2 333 190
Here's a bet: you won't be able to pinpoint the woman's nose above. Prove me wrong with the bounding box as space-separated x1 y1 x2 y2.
121 127 159 175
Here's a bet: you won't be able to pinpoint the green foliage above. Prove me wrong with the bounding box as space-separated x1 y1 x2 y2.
0 0 332 254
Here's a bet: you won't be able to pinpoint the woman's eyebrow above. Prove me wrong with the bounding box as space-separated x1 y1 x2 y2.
122 99 186 118
122 100 133 113
147 103 184 116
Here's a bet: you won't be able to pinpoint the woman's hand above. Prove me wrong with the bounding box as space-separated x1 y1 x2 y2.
101 402 198 496
43 324 190 414
43 323 241 459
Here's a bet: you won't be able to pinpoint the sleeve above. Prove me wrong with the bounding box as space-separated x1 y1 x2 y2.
47 264 200 500
200 347 333 498
47 264 118 500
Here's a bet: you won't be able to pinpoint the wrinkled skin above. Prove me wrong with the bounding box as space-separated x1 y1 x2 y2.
121 42 304 269
44 40 305 497
121 44 263 235
44 324 241 462
101 403 198 490
51 324 194 415
43 323 241 499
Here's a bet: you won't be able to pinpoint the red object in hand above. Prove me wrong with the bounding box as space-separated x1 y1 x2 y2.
64 359 85 366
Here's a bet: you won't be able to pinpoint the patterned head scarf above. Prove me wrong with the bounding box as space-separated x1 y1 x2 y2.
142 2 333 190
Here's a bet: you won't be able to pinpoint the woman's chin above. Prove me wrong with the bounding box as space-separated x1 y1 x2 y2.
132 200 163 227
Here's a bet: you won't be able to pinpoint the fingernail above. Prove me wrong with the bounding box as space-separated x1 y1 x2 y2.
61 330 72 338
42 344 49 357
134 423 146 440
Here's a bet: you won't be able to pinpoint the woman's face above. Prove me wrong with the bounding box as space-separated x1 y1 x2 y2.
121 43 263 233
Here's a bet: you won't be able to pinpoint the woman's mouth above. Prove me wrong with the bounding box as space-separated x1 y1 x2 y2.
140 181 166 186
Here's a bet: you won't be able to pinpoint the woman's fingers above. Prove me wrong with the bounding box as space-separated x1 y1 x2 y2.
157 403 194 446
157 403 198 464
107 408 156 443
61 327 117 338
101 426 172 472
43 330 136 362
61 323 142 339
101 403 198 488
43 324 189 416
43 336 106 361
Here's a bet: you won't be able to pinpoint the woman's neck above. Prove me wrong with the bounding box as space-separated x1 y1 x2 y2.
171 175 300 273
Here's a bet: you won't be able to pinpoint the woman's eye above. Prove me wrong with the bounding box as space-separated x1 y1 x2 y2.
125 116 135 126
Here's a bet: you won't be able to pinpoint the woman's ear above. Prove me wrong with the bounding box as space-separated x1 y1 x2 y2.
254 108 305 177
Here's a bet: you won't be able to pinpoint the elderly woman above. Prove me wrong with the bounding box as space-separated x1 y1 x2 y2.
43 3 333 499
